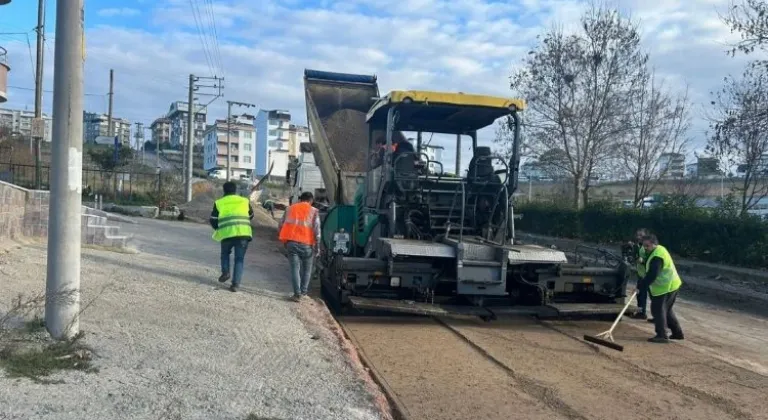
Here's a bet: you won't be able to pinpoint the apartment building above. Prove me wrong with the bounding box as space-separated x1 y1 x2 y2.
167 101 207 148
203 114 256 179
421 144 444 174
255 109 292 178
658 152 685 179
0 107 52 142
0 46 9 104
83 111 131 145
150 117 171 146
287 124 309 157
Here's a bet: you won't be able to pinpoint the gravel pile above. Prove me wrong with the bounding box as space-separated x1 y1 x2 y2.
180 192 278 231
323 109 370 172
0 242 385 420
321 109 407 172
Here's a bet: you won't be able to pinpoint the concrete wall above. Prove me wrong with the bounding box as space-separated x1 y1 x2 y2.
0 181 27 239
0 181 129 248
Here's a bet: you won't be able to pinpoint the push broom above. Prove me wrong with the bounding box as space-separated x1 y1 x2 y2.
583 290 638 352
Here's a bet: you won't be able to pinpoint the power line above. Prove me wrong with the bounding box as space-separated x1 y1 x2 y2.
7 85 106 97
204 0 224 78
188 0 216 77
25 33 35 85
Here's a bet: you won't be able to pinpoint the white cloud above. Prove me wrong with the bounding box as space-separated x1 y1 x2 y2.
97 8 142 18
1 0 761 173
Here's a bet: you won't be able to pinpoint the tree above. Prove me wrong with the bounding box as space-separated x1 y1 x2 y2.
87 145 135 171
619 72 691 207
708 67 768 216
508 5 649 208
722 0 768 61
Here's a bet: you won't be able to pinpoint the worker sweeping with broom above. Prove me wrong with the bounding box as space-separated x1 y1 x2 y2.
638 234 685 343
585 233 684 350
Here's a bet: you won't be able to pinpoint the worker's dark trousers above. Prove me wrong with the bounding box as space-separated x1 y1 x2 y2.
650 290 683 338
636 282 648 314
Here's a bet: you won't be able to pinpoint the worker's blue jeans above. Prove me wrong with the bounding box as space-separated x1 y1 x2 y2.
287 241 314 296
221 238 249 287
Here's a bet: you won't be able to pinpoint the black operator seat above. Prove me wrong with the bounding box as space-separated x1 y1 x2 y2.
392 135 417 176
467 146 500 184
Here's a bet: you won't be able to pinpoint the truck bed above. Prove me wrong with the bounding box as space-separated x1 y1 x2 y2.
304 69 379 205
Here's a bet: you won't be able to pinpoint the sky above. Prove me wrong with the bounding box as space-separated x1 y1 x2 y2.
0 0 758 174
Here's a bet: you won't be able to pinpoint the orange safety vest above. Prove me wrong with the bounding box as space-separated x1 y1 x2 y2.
278 202 318 245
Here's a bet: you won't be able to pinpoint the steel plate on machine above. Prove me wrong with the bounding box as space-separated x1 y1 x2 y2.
349 296 493 317
378 238 456 259
507 244 568 264
545 303 639 317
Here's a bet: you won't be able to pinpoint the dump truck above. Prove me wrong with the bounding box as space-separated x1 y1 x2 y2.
286 142 326 206
304 69 634 318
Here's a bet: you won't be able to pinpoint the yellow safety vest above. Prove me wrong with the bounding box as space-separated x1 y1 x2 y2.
645 245 682 297
636 246 647 277
212 195 252 242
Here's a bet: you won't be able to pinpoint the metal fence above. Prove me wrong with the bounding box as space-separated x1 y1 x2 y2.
0 162 163 204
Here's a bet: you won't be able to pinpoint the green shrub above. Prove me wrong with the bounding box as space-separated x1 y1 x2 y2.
516 202 768 268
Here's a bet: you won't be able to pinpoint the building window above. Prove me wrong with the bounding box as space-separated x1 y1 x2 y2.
244 156 251 163
243 131 253 139
268 129 277 136
243 143 251 151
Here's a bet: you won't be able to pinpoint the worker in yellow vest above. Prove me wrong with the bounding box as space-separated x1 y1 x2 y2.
629 228 652 320
278 191 321 301
639 234 684 343
210 181 254 292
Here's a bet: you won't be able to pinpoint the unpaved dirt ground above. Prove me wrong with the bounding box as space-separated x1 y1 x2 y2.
342 300 768 420
0 219 388 420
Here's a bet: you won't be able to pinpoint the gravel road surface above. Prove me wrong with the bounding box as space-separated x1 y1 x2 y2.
342 295 768 420
0 218 389 420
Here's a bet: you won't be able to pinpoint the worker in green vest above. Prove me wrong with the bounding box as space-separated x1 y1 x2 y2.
210 181 254 292
639 234 684 343
629 228 652 321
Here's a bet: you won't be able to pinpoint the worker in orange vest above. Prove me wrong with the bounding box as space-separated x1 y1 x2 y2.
278 191 321 301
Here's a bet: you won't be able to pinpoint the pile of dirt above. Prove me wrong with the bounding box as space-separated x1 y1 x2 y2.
322 109 369 172
179 193 278 231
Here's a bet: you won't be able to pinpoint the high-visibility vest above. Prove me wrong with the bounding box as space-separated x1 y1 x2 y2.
636 246 647 277
212 195 252 242
279 202 318 245
645 245 682 297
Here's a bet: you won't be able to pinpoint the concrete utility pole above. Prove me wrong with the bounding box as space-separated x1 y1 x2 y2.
134 122 144 164
107 69 114 136
186 74 195 202
32 0 45 189
46 0 84 340
226 101 232 180
225 100 256 181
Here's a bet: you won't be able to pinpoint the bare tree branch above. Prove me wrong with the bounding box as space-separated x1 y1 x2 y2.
708 66 768 216
507 4 649 208
619 72 692 207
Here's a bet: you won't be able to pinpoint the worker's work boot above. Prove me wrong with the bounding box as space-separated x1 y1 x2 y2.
291 294 301 302
218 273 231 283
229 285 238 293
647 336 669 343
669 333 684 340
646 318 655 324
631 312 647 320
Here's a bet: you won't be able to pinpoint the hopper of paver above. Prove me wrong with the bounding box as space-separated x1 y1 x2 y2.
303 69 379 205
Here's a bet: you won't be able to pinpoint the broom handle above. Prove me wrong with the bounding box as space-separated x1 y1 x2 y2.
607 290 638 334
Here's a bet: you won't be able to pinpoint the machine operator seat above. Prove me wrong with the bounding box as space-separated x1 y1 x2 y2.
392 139 417 177
467 146 500 184
467 146 505 234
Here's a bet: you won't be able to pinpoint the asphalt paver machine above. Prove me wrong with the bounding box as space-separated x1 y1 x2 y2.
304 69 634 318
